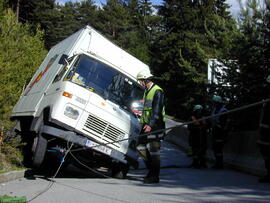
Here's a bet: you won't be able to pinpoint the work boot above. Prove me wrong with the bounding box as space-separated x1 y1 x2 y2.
143 176 159 184
144 171 152 179
258 175 270 183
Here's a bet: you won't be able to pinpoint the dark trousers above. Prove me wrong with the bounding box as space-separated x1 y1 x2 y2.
212 126 227 166
137 141 161 178
259 144 270 176
190 129 207 166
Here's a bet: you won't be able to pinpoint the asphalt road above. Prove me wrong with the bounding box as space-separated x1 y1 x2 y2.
1 140 270 203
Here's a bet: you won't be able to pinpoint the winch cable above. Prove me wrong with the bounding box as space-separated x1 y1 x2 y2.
70 98 270 153
27 142 130 203
68 143 112 178
25 98 270 202
46 98 270 200
27 143 74 203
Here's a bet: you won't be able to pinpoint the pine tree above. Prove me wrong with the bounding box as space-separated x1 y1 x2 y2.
0 0 7 14
211 0 270 130
97 0 130 40
0 9 47 128
225 0 269 105
151 0 236 118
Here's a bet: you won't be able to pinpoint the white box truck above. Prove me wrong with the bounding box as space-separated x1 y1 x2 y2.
11 25 149 177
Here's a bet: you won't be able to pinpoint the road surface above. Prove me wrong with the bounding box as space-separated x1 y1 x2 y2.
1 140 270 203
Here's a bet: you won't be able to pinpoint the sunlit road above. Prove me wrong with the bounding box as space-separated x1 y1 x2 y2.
1 138 270 203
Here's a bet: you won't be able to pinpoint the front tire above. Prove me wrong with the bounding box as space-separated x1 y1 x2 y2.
32 133 48 168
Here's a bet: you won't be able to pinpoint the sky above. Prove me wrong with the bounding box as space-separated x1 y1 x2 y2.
56 0 245 17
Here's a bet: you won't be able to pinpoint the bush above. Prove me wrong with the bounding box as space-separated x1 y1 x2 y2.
0 8 47 172
0 126 23 173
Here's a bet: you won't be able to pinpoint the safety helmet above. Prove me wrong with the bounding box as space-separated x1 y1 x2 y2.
193 105 203 111
136 69 153 80
267 75 270 83
212 95 223 103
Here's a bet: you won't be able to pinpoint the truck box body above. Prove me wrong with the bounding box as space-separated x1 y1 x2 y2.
11 25 149 172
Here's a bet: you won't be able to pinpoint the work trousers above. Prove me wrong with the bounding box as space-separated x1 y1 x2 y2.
137 141 161 178
212 126 227 167
259 144 270 175
258 102 270 175
190 128 207 166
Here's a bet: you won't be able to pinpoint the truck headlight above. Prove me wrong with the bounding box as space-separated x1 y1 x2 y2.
64 106 79 120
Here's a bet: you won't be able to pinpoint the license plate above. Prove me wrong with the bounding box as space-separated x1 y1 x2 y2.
85 140 112 155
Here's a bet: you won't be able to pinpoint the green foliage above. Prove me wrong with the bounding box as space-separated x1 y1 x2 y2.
45 0 98 49
211 0 270 130
0 0 7 14
230 0 269 103
0 9 47 129
8 0 98 49
1 0 269 129
95 0 130 41
151 0 236 118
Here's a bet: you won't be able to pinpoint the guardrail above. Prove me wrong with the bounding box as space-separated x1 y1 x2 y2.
165 119 266 176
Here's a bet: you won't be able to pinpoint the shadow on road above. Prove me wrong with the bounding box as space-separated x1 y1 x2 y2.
24 160 111 180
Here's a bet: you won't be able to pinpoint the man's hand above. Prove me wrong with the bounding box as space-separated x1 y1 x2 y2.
143 125 152 132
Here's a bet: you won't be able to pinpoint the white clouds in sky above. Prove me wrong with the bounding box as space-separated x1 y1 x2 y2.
226 0 242 17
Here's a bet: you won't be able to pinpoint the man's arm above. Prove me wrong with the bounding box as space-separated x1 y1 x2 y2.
149 89 165 129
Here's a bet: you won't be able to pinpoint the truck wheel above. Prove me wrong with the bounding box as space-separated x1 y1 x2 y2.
32 133 48 168
21 133 34 168
111 163 129 179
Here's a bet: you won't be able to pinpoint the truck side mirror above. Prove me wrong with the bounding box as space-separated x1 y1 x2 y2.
58 54 69 65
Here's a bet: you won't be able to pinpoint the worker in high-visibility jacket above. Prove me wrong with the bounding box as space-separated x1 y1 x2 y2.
258 75 270 183
136 69 166 184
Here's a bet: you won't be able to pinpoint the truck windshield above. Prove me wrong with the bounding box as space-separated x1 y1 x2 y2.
66 54 144 110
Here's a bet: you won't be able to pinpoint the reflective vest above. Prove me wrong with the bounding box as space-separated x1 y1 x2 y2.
140 84 166 124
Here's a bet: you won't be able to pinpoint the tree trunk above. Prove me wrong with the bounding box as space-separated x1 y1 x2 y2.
16 0 20 21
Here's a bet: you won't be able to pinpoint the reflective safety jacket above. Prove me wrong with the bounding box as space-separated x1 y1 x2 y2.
140 84 165 130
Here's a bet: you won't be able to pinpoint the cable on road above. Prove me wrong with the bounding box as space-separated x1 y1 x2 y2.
68 144 112 179
25 98 270 202
62 98 270 180
27 143 74 203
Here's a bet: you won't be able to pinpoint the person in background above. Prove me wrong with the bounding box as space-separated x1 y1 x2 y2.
188 105 208 168
257 75 270 183
136 69 166 184
210 95 228 169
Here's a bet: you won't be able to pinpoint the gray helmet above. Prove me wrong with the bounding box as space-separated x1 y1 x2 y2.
193 104 203 111
212 95 223 103
267 75 270 83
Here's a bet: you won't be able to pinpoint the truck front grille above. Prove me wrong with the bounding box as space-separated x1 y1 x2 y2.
83 114 126 148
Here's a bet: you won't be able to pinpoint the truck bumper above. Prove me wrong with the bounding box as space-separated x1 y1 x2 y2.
40 125 138 168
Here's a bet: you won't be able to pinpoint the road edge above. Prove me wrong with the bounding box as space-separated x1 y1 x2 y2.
0 169 26 183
